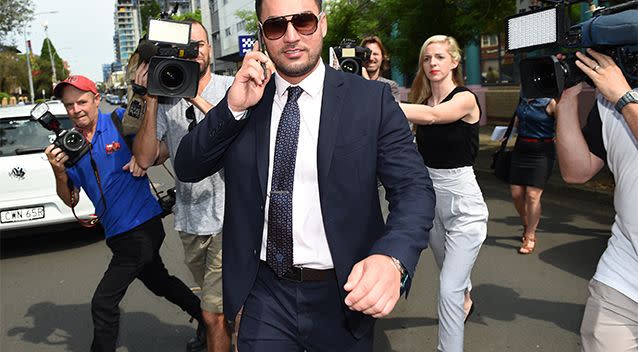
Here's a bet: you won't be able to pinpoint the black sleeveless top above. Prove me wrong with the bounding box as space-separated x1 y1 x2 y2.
415 86 481 169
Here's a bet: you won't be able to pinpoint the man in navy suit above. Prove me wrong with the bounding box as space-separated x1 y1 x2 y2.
174 0 435 350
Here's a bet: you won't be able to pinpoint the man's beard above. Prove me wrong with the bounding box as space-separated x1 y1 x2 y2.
199 57 210 77
271 43 322 78
366 65 379 76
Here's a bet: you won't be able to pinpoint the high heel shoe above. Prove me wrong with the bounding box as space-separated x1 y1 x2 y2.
464 303 475 324
519 236 536 254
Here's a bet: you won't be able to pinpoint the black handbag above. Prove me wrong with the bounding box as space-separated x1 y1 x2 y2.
490 107 517 183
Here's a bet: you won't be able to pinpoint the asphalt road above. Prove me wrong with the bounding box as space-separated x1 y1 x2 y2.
0 100 615 351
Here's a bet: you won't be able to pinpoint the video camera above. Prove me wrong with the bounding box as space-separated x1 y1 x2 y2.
331 39 371 76
506 0 638 98
30 102 90 167
136 18 200 98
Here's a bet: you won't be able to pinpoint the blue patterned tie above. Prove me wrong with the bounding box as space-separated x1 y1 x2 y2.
267 86 303 277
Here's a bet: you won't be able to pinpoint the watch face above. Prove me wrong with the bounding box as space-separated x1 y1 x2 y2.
30 103 49 120
629 91 638 100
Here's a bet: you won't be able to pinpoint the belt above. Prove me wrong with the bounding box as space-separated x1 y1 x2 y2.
518 137 554 143
262 261 336 282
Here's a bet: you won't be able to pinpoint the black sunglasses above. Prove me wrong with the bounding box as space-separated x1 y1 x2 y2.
186 105 196 132
259 12 322 40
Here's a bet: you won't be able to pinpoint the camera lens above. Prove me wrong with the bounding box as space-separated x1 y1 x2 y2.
159 65 185 89
340 58 360 74
63 130 86 152
530 68 557 94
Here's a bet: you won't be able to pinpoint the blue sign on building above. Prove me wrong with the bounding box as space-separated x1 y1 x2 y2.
238 35 257 57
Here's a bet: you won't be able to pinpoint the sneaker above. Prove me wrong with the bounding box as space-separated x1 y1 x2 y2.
186 322 207 352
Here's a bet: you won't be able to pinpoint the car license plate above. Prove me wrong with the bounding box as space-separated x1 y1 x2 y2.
0 206 45 223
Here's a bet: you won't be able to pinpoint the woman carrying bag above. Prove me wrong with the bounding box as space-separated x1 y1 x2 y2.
509 96 557 254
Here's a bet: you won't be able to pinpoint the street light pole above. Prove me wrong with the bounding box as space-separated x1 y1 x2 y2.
43 22 58 88
21 10 58 103
23 31 35 103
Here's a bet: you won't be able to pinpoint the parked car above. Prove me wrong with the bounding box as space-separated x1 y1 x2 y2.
0 103 96 237
105 94 121 105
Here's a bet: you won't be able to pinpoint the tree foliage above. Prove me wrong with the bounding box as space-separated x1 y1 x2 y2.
0 51 28 94
34 38 68 97
140 0 162 34
0 0 34 45
172 9 202 22
235 9 259 35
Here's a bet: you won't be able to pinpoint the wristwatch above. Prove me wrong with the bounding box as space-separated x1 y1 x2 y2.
390 256 408 290
615 88 638 114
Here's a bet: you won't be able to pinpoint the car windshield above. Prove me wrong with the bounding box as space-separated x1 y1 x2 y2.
0 115 74 157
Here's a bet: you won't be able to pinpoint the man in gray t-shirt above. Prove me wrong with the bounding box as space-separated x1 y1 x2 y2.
555 49 638 352
133 19 232 352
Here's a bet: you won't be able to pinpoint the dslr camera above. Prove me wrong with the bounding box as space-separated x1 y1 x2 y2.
30 102 90 167
331 39 372 76
157 187 176 218
136 18 200 98
505 0 638 98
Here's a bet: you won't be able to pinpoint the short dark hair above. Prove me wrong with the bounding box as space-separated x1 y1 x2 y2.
255 0 322 21
183 18 209 43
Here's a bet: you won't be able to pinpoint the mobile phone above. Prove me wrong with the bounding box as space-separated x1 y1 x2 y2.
257 29 268 79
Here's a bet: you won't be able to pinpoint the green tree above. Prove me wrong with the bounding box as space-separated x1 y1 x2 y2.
140 0 162 34
172 9 202 22
35 38 68 97
0 0 34 45
235 9 259 35
0 50 28 94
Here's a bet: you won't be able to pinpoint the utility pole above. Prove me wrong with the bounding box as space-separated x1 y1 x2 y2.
43 22 58 88
21 11 58 103
23 32 35 103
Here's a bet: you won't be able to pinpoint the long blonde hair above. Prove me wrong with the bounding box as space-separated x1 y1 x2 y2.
408 35 464 104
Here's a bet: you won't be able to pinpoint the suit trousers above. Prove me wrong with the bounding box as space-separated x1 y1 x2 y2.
90 216 202 352
237 261 374 351
427 166 488 352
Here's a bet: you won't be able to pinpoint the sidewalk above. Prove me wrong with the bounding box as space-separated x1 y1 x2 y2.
476 123 615 198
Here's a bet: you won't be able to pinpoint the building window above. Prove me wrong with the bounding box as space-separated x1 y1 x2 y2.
237 20 246 32
225 27 231 36
481 34 498 47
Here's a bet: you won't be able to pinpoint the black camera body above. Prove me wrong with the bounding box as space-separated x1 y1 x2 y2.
158 187 176 218
331 39 371 76
30 103 90 167
138 19 200 98
506 1 638 98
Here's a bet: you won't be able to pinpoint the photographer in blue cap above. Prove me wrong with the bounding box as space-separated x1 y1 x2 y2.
45 75 205 352
555 45 638 351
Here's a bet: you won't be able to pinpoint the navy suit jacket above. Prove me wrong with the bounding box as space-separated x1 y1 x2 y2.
175 65 435 338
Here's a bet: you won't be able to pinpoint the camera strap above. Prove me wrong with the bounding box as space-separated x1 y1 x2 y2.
68 143 108 228
499 98 522 151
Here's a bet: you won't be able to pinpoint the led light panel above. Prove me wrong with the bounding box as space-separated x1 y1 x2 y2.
507 7 558 51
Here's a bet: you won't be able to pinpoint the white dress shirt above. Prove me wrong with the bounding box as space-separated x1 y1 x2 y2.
256 61 333 269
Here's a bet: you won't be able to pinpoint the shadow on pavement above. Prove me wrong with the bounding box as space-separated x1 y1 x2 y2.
0 227 103 260
539 238 607 280
374 316 438 352
7 301 195 352
471 284 584 334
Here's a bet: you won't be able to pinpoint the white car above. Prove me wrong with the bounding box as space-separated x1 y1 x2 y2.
0 103 96 237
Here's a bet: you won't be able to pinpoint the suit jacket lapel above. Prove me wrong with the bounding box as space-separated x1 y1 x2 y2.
317 66 345 184
255 78 276 200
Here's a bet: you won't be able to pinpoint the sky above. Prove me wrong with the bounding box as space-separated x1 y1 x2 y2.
10 0 116 83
